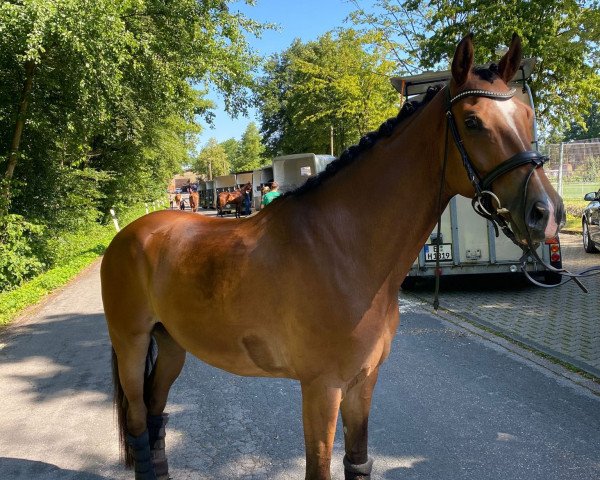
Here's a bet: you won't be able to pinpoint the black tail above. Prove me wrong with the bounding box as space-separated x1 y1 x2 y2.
112 336 157 468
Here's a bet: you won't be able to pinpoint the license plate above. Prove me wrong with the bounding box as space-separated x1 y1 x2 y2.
424 243 453 262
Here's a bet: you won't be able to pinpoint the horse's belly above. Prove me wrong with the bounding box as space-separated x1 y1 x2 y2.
166 321 295 379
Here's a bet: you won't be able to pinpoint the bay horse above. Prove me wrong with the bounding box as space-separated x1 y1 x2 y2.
101 34 564 480
216 182 253 218
188 190 199 213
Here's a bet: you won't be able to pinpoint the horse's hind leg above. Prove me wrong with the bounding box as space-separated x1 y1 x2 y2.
111 329 157 480
339 367 380 480
146 324 186 480
111 324 185 480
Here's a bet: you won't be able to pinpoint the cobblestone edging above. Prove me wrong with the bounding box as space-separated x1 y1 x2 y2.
401 234 600 379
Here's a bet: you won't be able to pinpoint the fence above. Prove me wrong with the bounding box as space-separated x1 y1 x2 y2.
542 139 600 201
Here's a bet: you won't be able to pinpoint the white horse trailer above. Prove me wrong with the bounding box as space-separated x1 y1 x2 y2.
391 59 562 285
252 166 274 211
272 153 336 194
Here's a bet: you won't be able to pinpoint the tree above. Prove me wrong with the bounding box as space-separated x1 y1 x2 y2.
0 0 264 206
234 122 267 171
349 0 600 136
194 138 230 179
257 29 400 157
0 0 268 289
564 102 600 141
220 138 241 169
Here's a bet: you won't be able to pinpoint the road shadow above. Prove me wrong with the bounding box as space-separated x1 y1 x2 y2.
0 457 110 479
0 313 113 402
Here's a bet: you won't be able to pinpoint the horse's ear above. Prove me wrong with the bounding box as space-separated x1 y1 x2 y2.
497 33 523 84
451 33 474 87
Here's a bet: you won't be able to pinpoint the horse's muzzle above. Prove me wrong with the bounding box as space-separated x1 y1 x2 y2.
526 199 565 242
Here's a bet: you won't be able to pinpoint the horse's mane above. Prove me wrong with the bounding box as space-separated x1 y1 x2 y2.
283 84 444 199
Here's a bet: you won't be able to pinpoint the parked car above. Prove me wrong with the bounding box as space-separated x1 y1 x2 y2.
175 188 182 194
582 188 600 253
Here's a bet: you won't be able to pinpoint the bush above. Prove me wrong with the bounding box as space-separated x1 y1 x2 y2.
563 200 588 218
0 202 156 326
0 214 45 292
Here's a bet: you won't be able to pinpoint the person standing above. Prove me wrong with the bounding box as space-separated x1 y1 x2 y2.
260 182 281 209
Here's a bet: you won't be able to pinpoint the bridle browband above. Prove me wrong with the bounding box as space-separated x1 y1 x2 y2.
432 85 600 309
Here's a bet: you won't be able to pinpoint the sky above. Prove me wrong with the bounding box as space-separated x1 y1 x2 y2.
196 0 356 148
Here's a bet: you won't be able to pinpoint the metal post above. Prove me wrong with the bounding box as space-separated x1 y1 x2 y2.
145 203 149 214
330 125 334 156
110 208 120 232
558 142 564 197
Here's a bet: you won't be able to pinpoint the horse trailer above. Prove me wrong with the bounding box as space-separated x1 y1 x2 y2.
391 58 563 286
272 153 336 194
202 180 215 209
252 166 274 211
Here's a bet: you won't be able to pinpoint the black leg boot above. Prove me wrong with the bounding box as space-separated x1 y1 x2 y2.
343 455 374 480
126 430 156 480
147 414 170 480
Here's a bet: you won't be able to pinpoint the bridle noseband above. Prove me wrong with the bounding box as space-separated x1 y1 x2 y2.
432 85 598 309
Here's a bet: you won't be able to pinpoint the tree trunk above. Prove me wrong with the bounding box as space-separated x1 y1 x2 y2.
4 59 36 180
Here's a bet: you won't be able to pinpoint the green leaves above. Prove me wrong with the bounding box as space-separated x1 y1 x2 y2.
257 29 400 157
0 0 267 291
349 0 600 137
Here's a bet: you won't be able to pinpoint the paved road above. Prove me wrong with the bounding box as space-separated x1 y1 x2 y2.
1 262 599 479
402 233 600 377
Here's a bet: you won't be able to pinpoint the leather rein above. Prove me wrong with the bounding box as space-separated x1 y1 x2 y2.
432 86 600 309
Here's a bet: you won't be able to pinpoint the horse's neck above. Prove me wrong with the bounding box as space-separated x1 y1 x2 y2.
286 93 450 289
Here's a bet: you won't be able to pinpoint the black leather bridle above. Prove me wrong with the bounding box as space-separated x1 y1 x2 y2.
432 86 599 308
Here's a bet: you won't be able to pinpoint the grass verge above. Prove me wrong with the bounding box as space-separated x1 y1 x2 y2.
0 204 162 328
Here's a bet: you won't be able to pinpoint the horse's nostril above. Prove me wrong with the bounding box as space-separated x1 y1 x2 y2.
527 201 549 231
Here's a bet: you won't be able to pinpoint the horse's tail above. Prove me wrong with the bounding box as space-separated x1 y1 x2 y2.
112 336 157 468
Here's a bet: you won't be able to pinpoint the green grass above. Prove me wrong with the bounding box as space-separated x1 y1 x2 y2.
565 213 582 232
0 203 164 327
553 182 598 201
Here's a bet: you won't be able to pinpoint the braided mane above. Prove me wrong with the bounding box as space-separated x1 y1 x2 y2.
284 84 444 198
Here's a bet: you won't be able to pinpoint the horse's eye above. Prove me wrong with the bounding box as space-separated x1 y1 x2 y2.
465 116 480 130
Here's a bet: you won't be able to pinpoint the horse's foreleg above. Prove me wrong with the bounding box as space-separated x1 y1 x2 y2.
339 367 380 480
301 380 342 480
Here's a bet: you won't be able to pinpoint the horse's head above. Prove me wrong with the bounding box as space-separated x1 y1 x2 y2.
444 33 564 244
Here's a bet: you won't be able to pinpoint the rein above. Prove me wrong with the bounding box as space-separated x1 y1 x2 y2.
432 86 600 309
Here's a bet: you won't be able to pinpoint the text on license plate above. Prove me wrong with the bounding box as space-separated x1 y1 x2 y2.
424 243 453 262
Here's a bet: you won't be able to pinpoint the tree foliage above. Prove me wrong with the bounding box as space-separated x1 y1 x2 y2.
194 138 231 179
349 0 600 135
564 102 600 141
257 29 400 157
0 0 265 291
234 122 267 171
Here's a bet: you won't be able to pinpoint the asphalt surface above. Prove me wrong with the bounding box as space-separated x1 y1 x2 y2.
1 260 599 479
402 233 600 378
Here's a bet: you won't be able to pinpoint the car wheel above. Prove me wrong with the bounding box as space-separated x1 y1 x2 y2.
582 219 599 253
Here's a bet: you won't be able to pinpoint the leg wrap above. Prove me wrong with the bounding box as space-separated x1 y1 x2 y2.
126 430 156 480
343 455 374 480
147 414 169 480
